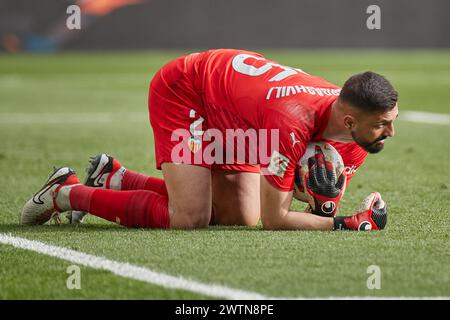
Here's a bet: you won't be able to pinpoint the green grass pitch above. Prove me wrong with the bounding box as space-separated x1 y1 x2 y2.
0 50 449 299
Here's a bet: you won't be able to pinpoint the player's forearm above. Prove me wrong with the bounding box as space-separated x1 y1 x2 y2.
260 176 335 230
262 210 334 231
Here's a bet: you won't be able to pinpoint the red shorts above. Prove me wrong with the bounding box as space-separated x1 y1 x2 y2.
148 53 259 173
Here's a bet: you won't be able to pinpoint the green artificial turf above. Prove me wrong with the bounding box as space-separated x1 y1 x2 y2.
0 50 449 299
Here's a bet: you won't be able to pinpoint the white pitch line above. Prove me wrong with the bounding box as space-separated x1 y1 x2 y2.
0 233 266 300
400 111 450 125
1 111 450 125
1 233 448 300
0 112 148 124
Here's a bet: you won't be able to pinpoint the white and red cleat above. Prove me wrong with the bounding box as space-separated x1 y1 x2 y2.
84 153 125 190
67 154 125 224
21 167 80 225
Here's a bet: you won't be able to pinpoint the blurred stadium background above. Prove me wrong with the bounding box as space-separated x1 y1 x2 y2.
0 0 449 299
1 0 449 51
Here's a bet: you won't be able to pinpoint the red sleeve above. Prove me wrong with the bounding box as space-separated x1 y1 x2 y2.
260 110 308 192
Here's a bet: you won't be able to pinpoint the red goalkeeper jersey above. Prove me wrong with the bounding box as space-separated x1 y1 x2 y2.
149 49 367 191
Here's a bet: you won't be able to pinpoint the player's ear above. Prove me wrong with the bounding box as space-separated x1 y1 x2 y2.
343 115 356 130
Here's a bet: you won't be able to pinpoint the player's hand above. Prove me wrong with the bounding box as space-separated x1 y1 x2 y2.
336 192 387 231
299 146 346 217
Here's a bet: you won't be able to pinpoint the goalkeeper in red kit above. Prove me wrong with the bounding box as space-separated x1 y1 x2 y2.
21 49 397 231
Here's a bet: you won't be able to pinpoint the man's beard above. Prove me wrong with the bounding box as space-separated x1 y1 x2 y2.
351 132 387 154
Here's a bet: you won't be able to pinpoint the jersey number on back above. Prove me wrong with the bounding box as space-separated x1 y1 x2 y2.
232 53 306 82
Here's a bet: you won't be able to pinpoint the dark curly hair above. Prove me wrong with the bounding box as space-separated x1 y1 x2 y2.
339 71 398 112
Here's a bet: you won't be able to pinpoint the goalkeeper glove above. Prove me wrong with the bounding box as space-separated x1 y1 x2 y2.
333 192 388 231
299 146 346 217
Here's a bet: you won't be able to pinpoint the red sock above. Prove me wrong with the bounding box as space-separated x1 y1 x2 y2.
121 170 168 196
69 185 170 228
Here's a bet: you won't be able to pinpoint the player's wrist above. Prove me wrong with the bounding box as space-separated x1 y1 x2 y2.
333 216 349 230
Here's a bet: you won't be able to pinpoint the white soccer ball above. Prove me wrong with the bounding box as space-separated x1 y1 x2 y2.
293 142 344 202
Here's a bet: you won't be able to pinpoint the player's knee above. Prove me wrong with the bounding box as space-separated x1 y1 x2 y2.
172 207 211 229
241 212 260 226
261 217 279 230
181 213 210 229
231 209 259 226
212 207 260 226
